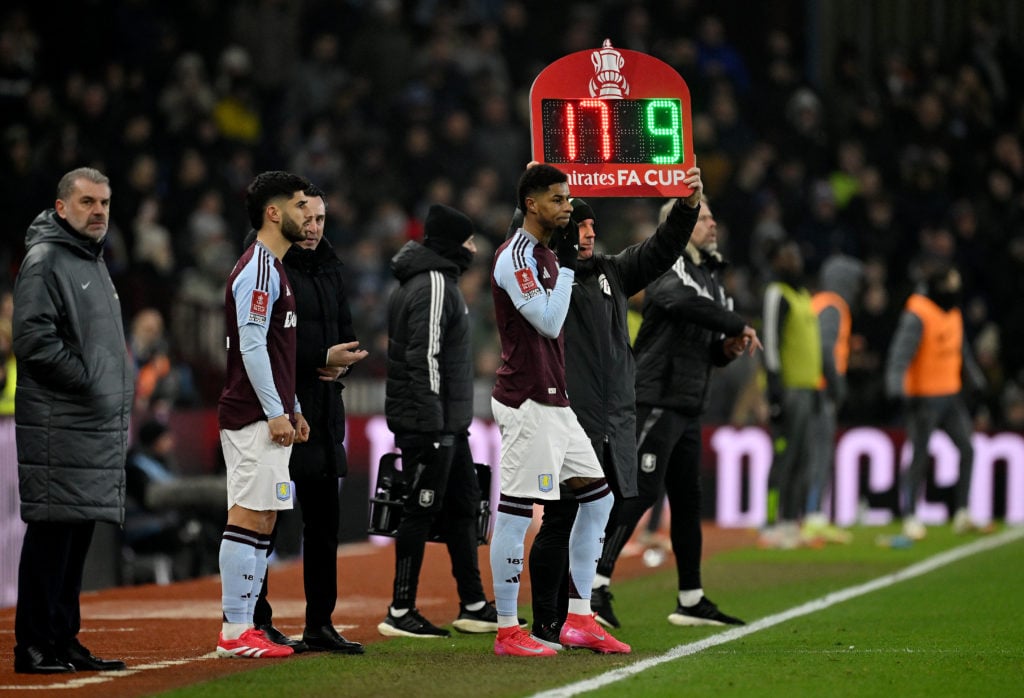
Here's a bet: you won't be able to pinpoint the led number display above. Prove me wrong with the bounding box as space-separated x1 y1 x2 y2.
541 98 684 165
529 41 694 197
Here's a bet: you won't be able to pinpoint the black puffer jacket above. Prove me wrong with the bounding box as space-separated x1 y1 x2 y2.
565 200 697 497
283 238 356 479
385 241 473 439
13 211 133 524
634 243 746 416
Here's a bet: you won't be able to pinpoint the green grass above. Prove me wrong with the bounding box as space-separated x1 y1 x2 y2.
162 525 1024 698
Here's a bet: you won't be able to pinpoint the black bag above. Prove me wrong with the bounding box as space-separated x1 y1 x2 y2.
367 452 492 545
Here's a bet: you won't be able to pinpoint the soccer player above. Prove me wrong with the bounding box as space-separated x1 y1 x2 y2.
488 164 629 657
215 171 312 658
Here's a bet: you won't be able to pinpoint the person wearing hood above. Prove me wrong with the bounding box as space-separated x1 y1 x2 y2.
521 169 713 647
378 203 494 639
12 167 133 674
760 238 822 550
885 264 986 540
585 194 760 631
801 254 864 545
252 184 367 655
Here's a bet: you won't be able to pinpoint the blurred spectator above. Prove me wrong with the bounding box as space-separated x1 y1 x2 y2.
128 308 198 419
124 420 226 583
0 315 13 416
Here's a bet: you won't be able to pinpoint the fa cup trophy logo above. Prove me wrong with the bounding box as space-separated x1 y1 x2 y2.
589 39 629 99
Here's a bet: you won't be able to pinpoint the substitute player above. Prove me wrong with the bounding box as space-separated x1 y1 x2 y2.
215 171 312 658
488 164 630 657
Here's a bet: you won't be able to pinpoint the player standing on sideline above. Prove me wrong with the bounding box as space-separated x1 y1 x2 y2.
253 185 368 654
885 264 985 540
801 254 863 545
589 195 759 629
215 171 312 659
489 164 629 657
525 167 706 648
378 204 498 638
13 168 132 674
759 239 822 550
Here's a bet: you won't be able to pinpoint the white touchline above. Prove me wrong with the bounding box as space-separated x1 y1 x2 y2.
529 527 1024 698
0 658 205 691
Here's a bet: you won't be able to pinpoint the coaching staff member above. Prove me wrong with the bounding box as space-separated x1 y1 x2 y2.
13 167 133 674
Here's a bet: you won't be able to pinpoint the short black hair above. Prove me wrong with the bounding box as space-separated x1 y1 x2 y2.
245 171 312 229
517 163 567 212
305 183 326 200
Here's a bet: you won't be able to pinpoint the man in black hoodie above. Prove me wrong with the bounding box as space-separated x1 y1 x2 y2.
377 204 495 639
251 185 367 654
13 168 132 674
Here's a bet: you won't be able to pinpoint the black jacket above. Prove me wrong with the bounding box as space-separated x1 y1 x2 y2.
566 201 697 497
385 241 473 440
13 211 133 524
634 243 746 416
283 238 356 479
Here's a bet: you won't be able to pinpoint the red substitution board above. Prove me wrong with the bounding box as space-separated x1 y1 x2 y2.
529 40 694 198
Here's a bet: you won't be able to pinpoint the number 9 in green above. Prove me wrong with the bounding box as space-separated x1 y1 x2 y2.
645 100 682 164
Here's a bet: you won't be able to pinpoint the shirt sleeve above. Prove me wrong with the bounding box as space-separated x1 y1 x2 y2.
493 237 574 339
233 256 285 419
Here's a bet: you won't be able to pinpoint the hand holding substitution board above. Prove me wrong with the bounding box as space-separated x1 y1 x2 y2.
529 40 694 197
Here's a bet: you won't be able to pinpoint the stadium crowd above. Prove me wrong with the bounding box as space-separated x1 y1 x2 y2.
1 0 1023 432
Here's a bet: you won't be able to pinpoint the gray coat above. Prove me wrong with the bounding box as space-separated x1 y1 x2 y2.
13 211 133 524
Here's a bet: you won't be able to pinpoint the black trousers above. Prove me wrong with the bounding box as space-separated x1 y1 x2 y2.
254 476 341 629
598 407 704 590
529 441 621 628
15 520 96 653
392 434 484 609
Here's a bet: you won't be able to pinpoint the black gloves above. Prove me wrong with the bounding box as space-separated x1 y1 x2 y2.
551 217 579 271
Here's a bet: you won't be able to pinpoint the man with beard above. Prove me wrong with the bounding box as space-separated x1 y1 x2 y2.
377 204 496 639
215 171 312 658
253 185 367 654
13 167 132 674
586 195 759 629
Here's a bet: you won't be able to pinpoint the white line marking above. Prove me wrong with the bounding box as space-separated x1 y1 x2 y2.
0 658 214 690
529 527 1024 698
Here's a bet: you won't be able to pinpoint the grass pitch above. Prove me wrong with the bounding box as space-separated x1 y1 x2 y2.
162 524 1024 698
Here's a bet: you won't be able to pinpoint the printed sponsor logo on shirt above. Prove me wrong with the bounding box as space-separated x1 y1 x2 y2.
284 310 297 328
276 481 292 501
249 290 269 325
538 474 554 492
515 268 541 300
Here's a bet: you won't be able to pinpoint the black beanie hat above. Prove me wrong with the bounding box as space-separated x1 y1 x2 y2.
570 198 596 224
424 204 474 250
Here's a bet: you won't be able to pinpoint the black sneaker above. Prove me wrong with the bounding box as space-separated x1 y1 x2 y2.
377 608 450 638
452 601 528 633
255 624 308 653
452 601 498 633
591 586 620 629
529 621 563 651
667 597 745 627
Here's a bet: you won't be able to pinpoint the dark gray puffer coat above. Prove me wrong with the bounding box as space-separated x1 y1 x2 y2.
13 210 133 524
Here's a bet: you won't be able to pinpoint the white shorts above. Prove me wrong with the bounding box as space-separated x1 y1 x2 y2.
219 421 294 511
491 398 603 500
